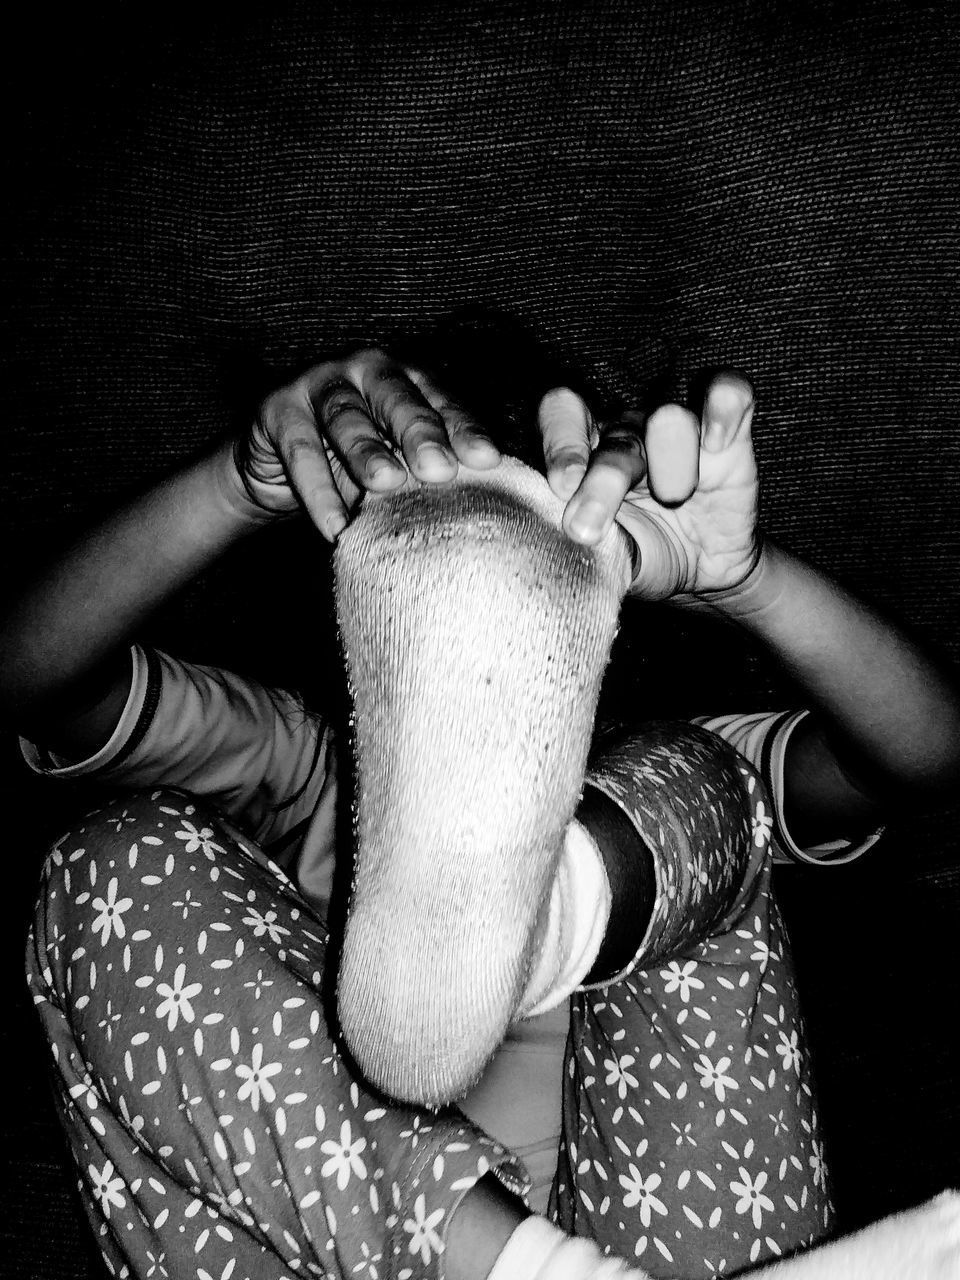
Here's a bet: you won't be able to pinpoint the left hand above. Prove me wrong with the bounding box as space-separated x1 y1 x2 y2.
235 348 500 539
538 373 761 603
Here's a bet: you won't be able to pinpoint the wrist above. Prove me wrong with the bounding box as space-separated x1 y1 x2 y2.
694 538 788 625
206 438 281 530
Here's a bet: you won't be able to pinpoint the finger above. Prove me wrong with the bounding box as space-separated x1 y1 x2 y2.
563 422 647 545
270 397 352 541
310 374 408 491
701 373 754 454
538 387 595 498
347 355 457 483
405 366 501 469
644 404 701 505
616 506 686 601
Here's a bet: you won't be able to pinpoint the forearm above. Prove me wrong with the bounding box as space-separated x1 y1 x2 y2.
711 540 960 799
0 439 272 731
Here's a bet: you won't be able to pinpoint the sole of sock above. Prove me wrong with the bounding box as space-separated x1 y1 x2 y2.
334 459 630 1105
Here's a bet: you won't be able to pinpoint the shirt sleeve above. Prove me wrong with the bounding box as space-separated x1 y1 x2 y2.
20 644 333 851
691 710 884 866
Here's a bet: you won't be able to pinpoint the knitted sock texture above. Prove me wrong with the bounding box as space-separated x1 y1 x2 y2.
333 458 631 1105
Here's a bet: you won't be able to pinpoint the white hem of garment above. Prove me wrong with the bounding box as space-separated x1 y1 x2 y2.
516 818 612 1019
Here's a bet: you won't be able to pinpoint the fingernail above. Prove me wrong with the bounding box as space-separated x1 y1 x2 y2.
568 499 606 541
417 444 456 474
467 438 500 464
367 458 402 484
557 463 586 496
326 512 348 541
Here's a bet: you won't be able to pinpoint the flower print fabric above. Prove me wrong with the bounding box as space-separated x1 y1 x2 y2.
26 790 525 1280
23 653 843 1280
556 723 833 1276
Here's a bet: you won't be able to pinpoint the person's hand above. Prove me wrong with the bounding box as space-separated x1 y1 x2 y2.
538 374 760 604
233 348 501 540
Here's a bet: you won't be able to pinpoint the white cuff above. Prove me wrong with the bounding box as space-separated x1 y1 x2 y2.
516 819 611 1019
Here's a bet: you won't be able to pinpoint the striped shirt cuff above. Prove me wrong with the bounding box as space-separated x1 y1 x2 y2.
692 710 884 866
19 644 161 778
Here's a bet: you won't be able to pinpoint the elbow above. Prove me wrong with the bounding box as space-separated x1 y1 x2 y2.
868 741 960 810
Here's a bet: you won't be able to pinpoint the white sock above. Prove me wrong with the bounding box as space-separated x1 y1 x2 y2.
333 458 630 1105
488 1216 651 1280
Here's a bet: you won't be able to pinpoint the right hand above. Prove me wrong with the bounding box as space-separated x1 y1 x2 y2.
232 348 501 540
537 374 760 603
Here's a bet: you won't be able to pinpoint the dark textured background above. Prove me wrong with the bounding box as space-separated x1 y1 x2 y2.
2 3 958 1275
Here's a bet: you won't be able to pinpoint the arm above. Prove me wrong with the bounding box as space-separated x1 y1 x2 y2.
0 439 270 758
0 350 498 759
706 541 960 843
538 376 960 843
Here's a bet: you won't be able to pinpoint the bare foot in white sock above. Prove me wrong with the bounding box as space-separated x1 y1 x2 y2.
334 457 631 1105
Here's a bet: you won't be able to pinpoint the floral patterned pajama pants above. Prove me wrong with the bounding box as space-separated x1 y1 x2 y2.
549 725 834 1275
26 725 832 1280
26 789 523 1280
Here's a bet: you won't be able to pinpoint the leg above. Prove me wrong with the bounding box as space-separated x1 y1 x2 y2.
553 725 833 1276
26 790 521 1280
333 457 632 1106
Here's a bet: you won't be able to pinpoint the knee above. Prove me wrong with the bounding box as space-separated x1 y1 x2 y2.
34 790 183 904
29 788 210 966
27 788 233 1019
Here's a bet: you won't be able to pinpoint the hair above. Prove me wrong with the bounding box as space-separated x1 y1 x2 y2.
392 305 618 465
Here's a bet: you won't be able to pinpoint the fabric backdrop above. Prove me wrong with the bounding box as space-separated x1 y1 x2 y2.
3 3 958 1276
